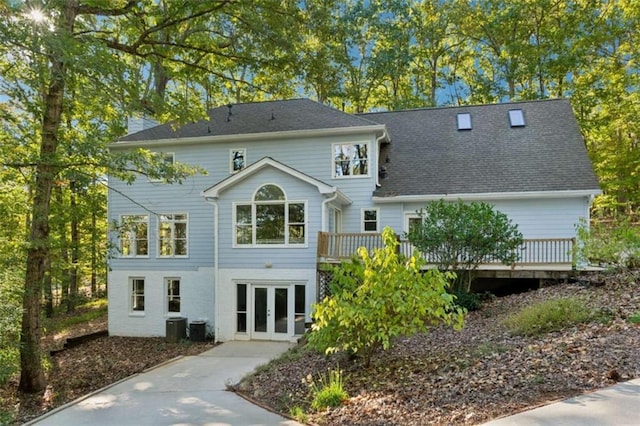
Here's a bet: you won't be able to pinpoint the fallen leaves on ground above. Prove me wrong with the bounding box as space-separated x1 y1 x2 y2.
238 270 640 425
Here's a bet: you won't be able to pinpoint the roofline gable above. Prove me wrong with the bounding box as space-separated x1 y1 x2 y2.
201 157 352 205
111 125 387 149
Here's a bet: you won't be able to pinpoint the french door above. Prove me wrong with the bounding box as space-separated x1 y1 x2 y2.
252 286 290 340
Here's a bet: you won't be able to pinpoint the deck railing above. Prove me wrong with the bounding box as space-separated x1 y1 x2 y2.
317 232 577 267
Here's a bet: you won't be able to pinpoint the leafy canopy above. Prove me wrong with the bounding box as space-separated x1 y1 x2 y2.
308 227 465 367
406 200 524 292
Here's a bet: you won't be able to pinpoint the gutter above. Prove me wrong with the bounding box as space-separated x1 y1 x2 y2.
203 197 220 342
372 189 602 203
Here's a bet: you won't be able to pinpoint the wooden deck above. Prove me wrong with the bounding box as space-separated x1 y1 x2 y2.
316 232 599 280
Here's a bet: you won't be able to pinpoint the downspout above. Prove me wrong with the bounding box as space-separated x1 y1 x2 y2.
321 191 339 232
204 197 220 342
375 128 389 188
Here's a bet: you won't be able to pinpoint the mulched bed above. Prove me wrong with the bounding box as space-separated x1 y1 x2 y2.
237 270 640 425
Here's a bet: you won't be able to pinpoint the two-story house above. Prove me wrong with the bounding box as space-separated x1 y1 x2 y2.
107 98 600 342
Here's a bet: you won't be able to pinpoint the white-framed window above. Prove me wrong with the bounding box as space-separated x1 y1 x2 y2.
230 148 246 173
158 214 188 257
166 278 181 314
119 215 149 257
130 277 145 312
236 283 247 333
328 206 342 233
234 184 306 246
404 213 421 234
333 143 369 178
362 208 379 232
149 152 175 182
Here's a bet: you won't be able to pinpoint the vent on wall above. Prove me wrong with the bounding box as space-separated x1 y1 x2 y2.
457 113 472 130
509 109 525 127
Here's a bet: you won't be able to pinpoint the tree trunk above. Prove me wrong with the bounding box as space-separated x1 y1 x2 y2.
56 186 70 310
68 182 79 313
43 255 54 318
19 2 76 393
90 208 97 296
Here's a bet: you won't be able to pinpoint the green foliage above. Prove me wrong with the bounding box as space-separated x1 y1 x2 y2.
406 200 524 292
0 269 23 385
576 219 640 268
305 368 348 411
628 313 640 325
453 291 483 312
503 298 592 336
308 227 465 366
289 406 309 423
44 299 108 335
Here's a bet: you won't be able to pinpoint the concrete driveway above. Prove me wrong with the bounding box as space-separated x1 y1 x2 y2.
483 378 640 425
29 341 301 426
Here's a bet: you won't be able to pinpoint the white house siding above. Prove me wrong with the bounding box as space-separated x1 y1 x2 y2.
399 196 590 238
108 267 214 337
108 129 382 339
216 167 325 269
215 268 316 342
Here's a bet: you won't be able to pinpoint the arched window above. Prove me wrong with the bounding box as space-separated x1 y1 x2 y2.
235 184 306 246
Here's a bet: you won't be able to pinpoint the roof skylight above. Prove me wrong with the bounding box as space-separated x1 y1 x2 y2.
457 113 472 130
509 109 525 127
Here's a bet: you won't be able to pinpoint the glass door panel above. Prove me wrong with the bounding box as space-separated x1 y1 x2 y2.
254 287 267 333
274 288 288 334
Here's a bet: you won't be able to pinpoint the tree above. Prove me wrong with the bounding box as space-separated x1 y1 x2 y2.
0 0 302 393
308 227 465 367
406 200 524 292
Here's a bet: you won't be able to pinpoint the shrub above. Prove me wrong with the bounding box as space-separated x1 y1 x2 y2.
406 199 523 292
306 368 348 411
308 227 465 366
576 218 640 268
503 297 591 336
453 291 483 311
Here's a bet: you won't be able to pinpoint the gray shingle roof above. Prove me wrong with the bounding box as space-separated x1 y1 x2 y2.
118 99 380 142
361 99 600 196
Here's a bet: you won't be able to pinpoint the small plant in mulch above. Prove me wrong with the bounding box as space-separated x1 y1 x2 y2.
629 313 640 325
502 297 592 336
304 367 348 411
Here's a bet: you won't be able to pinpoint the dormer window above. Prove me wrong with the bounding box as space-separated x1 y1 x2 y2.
457 113 472 130
509 109 525 127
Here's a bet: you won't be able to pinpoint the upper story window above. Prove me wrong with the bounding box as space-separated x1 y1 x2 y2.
362 208 379 232
158 214 188 257
120 215 149 257
235 184 306 247
149 152 175 182
230 148 246 173
333 143 369 178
